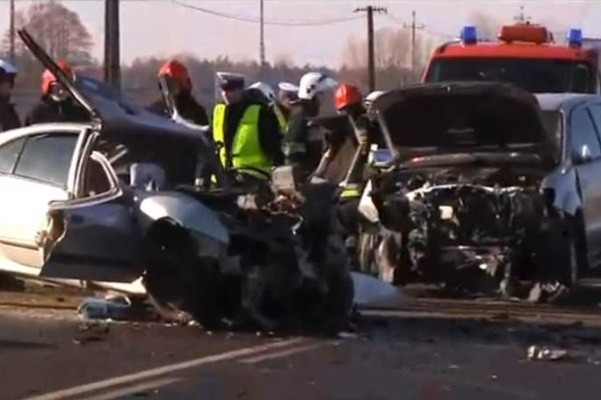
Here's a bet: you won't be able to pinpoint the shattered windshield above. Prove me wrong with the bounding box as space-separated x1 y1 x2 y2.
425 58 596 93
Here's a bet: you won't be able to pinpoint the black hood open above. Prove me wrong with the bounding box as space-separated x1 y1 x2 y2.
371 82 554 165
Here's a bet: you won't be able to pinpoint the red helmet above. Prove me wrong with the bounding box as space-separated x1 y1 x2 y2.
158 60 191 91
334 83 362 111
41 60 73 94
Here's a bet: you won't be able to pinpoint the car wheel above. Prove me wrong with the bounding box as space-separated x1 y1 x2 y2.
530 216 584 304
143 222 220 326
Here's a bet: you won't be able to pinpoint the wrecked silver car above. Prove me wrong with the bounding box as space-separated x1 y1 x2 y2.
363 82 601 300
0 30 355 331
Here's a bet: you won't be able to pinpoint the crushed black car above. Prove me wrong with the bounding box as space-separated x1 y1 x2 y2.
362 82 601 300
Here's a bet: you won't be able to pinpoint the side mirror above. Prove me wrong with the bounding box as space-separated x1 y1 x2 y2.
571 144 591 165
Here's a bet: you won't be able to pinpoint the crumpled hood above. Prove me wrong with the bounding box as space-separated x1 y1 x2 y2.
371 82 553 164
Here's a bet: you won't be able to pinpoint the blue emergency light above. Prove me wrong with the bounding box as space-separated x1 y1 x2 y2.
461 26 477 44
567 28 583 47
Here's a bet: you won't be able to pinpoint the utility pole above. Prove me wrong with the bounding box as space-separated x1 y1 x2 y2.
104 0 121 91
9 0 15 64
403 10 425 77
259 0 266 77
354 5 387 92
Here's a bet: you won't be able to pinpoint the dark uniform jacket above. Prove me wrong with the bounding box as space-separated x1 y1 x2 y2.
284 99 323 174
25 96 90 125
0 97 21 132
147 91 209 126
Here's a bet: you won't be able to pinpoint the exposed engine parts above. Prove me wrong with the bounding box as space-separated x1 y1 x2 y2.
369 167 564 296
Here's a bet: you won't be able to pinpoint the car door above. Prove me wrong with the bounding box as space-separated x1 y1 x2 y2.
0 127 86 271
38 134 143 283
569 104 601 269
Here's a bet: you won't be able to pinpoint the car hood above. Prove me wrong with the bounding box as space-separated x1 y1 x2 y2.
18 29 211 147
371 82 554 164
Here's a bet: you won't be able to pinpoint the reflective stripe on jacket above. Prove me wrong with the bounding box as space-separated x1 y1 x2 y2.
272 104 288 135
340 183 362 199
213 103 272 180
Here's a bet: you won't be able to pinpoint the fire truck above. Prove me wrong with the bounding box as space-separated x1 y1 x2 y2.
422 22 601 93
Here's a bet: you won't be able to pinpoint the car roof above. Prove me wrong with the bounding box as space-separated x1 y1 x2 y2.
0 122 89 144
535 93 600 111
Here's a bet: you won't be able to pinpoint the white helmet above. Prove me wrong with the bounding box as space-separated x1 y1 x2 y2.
249 81 276 103
298 72 338 100
278 82 299 94
364 90 384 104
0 59 17 77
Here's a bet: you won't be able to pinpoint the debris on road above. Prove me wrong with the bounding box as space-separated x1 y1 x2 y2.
77 295 132 321
527 345 569 361
73 322 110 345
351 272 410 309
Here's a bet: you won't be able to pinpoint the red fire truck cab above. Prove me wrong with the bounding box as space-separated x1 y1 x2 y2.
423 22 600 93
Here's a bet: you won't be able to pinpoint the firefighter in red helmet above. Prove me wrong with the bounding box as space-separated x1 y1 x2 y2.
25 60 89 125
147 60 209 126
332 83 373 269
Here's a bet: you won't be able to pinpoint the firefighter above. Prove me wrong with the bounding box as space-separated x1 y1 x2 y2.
212 72 283 183
147 60 209 126
284 71 337 177
25 61 89 125
0 59 21 132
333 83 372 266
248 81 289 135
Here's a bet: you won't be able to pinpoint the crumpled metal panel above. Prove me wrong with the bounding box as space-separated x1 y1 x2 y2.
139 192 229 245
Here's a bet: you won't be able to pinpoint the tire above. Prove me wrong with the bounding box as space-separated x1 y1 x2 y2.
143 223 220 326
532 215 585 304
321 236 355 331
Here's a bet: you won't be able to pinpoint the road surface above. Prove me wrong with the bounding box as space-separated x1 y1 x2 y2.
2 289 601 400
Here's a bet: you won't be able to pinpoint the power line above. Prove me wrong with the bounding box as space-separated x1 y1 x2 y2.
170 0 362 26
387 13 454 39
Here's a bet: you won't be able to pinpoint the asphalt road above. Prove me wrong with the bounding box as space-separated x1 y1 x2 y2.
3 298 601 400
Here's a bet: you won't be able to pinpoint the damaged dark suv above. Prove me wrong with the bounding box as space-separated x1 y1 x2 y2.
365 82 601 300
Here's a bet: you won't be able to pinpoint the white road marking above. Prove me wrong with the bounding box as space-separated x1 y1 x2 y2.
77 377 181 400
238 342 326 364
23 338 305 400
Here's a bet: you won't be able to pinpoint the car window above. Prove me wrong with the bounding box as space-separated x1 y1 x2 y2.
569 107 601 159
0 137 26 174
82 158 112 197
587 104 601 143
14 135 78 187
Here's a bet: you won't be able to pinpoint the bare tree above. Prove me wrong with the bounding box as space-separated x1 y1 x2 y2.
2 0 94 64
342 27 435 86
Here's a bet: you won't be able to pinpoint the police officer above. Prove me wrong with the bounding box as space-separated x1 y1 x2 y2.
0 59 21 132
147 60 209 126
25 61 89 125
276 82 299 135
212 72 284 183
248 81 289 136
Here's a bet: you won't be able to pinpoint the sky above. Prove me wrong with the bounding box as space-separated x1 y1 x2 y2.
0 0 600 67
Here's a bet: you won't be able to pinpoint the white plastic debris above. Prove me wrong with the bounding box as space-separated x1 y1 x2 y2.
527 345 568 361
351 272 410 309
